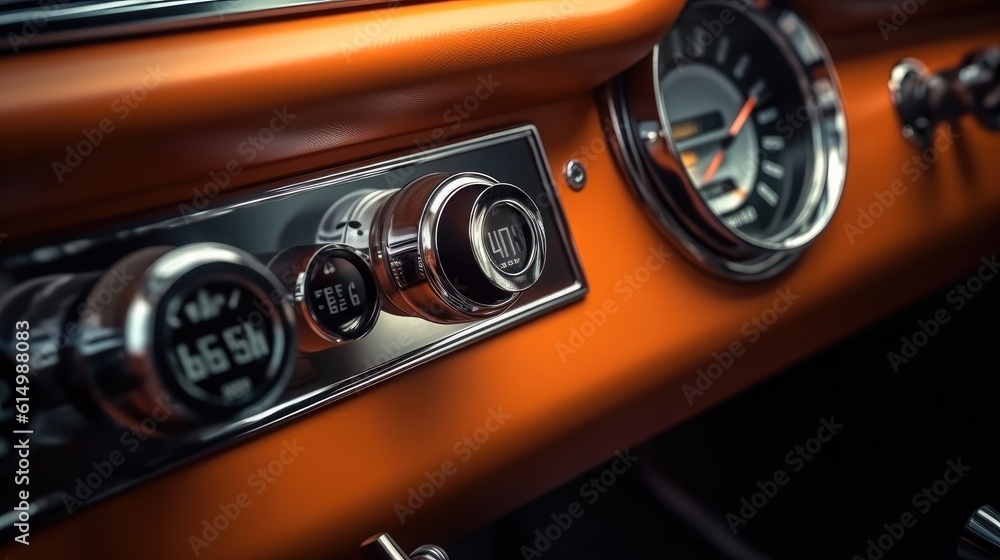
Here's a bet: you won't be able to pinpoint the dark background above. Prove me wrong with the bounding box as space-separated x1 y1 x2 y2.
450 257 1000 560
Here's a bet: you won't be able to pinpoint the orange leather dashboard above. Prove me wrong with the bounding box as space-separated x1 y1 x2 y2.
3 2 1000 559
0 0 679 241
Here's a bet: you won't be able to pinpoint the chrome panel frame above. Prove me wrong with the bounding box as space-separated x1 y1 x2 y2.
0 124 588 537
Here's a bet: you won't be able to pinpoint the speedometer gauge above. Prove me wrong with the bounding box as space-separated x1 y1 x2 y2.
660 14 818 242
607 0 846 279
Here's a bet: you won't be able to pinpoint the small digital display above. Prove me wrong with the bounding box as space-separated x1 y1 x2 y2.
483 203 532 275
671 111 725 141
306 254 371 337
161 281 275 406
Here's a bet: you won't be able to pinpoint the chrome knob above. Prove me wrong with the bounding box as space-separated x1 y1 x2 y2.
75 243 297 432
368 172 546 323
268 243 381 352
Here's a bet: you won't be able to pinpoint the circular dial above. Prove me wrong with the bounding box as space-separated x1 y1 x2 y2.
156 278 282 409
77 243 297 431
657 2 817 243
305 252 373 335
269 244 381 351
609 0 847 279
369 173 546 324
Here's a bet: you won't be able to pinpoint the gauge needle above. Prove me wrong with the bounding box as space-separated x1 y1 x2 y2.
702 95 759 184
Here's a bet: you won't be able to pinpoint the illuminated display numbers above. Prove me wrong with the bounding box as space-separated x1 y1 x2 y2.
315 282 361 316
671 120 702 141
487 225 525 270
175 322 270 383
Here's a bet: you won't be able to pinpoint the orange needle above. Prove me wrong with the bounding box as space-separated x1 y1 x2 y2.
703 151 726 183
729 95 759 137
702 95 759 184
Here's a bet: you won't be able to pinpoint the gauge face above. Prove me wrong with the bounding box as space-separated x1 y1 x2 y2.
657 2 818 243
156 276 285 410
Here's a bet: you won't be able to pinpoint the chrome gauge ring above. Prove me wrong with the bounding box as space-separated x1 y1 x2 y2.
607 0 847 280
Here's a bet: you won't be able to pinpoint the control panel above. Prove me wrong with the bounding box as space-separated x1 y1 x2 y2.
0 126 586 536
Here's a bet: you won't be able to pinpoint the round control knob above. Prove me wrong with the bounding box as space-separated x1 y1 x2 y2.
890 46 1000 147
957 46 1000 130
369 172 546 323
75 243 296 432
268 244 381 352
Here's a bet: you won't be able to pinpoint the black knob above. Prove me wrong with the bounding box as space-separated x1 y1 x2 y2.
368 172 546 323
957 47 1000 131
75 243 297 432
890 46 1000 147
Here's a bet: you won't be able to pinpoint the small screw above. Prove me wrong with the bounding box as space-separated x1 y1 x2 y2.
565 159 587 191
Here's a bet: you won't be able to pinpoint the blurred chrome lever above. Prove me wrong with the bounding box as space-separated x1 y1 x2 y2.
362 533 449 560
958 505 1000 560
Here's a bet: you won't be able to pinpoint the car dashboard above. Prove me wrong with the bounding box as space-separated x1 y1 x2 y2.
0 0 999 559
